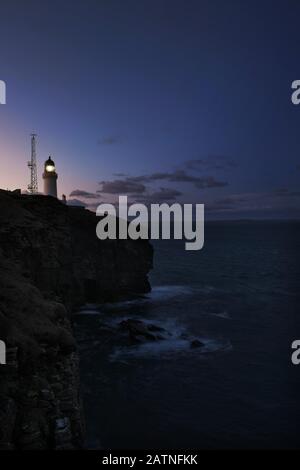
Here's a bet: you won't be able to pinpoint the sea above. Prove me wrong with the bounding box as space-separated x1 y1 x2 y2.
74 221 300 449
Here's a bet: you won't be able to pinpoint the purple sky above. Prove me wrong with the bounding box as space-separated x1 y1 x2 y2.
0 0 300 218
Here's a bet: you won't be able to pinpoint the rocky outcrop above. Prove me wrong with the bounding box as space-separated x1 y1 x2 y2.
120 319 167 343
0 190 153 449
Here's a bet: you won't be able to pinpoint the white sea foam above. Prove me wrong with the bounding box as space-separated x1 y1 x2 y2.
109 335 232 361
207 311 231 320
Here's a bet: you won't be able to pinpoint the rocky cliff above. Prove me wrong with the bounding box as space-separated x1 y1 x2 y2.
0 190 153 449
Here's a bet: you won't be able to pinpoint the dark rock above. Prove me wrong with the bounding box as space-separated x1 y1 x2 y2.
0 190 153 449
120 319 167 343
120 319 149 335
147 323 165 333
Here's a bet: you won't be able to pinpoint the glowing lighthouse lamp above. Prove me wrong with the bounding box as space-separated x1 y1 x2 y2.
43 156 58 198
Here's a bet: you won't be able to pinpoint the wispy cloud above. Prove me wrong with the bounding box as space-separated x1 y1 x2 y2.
98 179 146 194
69 189 99 199
98 136 121 145
207 189 300 214
96 161 228 202
124 170 227 188
185 156 237 171
134 188 182 203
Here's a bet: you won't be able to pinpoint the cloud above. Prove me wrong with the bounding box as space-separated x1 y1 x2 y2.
69 189 99 199
127 172 169 183
98 136 121 145
168 171 228 188
134 188 182 203
125 170 227 188
185 156 237 171
167 170 197 183
96 158 229 204
98 179 146 194
97 156 230 196
97 167 227 201
195 176 228 188
272 188 300 197
207 189 300 214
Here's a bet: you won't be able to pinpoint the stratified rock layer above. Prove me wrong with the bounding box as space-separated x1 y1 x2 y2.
0 190 153 449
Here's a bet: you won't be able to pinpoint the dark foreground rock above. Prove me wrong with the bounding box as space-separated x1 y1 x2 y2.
118 318 205 349
120 319 167 343
0 190 153 449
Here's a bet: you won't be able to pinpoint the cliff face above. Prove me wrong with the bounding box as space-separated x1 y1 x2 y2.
0 190 153 449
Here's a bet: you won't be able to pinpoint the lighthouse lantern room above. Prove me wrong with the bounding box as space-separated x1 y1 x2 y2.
43 156 58 198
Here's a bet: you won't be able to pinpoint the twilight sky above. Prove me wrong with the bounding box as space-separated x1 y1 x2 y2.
0 0 300 218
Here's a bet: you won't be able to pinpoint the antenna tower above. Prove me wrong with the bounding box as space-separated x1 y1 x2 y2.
28 133 38 193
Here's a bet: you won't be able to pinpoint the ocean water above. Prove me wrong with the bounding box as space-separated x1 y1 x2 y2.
74 221 300 449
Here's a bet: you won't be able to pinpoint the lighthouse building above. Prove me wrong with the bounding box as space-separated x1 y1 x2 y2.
43 156 58 198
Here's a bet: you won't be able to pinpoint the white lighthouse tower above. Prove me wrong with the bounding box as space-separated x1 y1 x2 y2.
43 156 58 198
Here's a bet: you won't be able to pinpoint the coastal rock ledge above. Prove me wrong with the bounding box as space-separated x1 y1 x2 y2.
0 190 153 449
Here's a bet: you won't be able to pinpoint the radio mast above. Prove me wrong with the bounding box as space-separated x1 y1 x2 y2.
28 133 38 193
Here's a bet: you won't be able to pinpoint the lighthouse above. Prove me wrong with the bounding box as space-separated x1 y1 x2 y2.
43 156 58 198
